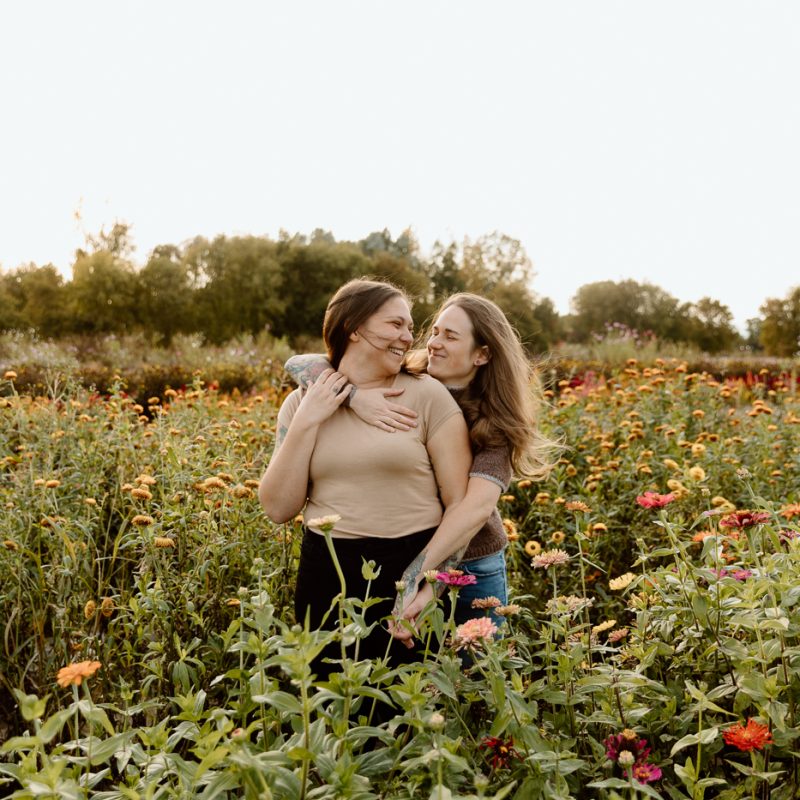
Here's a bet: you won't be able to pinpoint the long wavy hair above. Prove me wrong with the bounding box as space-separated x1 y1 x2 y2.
420 293 558 479
322 279 410 370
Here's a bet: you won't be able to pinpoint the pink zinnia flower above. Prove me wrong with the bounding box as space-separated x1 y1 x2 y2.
636 492 676 509
453 617 498 650
532 549 570 569
720 510 771 529
732 569 753 581
631 761 662 784
436 570 478 587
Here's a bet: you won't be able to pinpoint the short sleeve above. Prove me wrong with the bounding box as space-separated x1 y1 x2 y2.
273 389 302 453
469 444 512 491
418 376 463 442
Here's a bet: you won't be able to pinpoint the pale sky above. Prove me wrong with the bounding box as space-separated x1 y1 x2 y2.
2 2 798 332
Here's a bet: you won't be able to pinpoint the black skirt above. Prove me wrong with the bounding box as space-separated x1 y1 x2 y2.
294 526 435 677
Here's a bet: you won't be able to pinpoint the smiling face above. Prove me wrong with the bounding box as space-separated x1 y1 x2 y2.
426 304 489 388
351 295 414 374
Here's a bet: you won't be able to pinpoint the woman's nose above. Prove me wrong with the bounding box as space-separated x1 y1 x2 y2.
400 328 413 343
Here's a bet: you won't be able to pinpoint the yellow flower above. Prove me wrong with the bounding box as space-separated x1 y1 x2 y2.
153 536 175 548
83 600 97 620
609 572 637 591
688 466 706 481
663 459 680 471
135 474 157 486
565 501 591 513
56 660 101 688
524 540 542 557
131 487 152 501
4 370 18 380
692 409 705 418
45 479 61 489
83 498 97 506
100 597 115 618
565 465 578 477
131 514 154 527
550 530 565 544
516 479 533 489
592 523 608 533
592 619 617 634
691 443 707 457
500 494 515 503
503 519 519 541
534 492 551 504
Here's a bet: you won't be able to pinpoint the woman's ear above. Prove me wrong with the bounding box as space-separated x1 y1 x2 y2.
350 330 360 342
474 346 490 366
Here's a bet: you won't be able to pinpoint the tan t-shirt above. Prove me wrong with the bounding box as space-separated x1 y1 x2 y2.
276 372 463 538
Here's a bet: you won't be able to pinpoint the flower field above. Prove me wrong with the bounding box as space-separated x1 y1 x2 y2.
1 359 800 799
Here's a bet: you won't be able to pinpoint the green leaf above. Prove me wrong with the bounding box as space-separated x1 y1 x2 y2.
12 690 48 721
670 726 720 756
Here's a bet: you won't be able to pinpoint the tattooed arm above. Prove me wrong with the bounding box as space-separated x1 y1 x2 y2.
389 476 502 642
283 354 332 388
284 354 418 431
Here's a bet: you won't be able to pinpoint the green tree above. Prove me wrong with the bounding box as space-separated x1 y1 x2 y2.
759 287 800 356
569 280 683 343
186 236 285 345
684 297 740 353
138 246 196 345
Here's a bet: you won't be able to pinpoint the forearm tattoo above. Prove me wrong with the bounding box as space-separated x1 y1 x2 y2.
284 354 331 387
392 544 469 615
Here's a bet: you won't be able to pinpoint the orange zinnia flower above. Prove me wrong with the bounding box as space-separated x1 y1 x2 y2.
722 719 773 752
56 660 101 688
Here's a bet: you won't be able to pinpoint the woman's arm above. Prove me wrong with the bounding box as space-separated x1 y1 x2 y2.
284 353 417 431
258 369 350 522
393 476 502 609
283 354 333 387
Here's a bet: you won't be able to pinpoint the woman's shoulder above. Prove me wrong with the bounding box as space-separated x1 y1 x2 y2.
398 372 455 402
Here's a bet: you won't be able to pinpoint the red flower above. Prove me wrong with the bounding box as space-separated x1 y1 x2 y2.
720 510 771 529
723 719 773 752
479 735 521 770
604 729 651 763
636 492 676 509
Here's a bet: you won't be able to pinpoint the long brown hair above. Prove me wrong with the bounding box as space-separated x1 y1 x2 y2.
323 278 410 369
426 293 558 479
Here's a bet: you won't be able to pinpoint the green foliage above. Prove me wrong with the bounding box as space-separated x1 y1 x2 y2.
759 286 800 357
1 360 800 797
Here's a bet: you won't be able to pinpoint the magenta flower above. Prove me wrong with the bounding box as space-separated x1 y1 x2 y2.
436 570 477 587
604 730 651 763
732 569 753 581
636 492 676 509
631 761 662 784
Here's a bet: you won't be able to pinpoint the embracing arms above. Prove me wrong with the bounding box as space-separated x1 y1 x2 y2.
284 353 418 432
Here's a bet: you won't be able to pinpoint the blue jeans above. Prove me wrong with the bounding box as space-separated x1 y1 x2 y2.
454 550 509 628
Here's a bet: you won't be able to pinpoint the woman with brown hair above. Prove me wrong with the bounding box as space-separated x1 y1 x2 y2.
259 279 471 671
285 292 555 641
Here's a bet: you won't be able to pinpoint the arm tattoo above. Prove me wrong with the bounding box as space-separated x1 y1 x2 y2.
391 544 469 615
274 422 288 452
392 548 428 615
283 354 332 387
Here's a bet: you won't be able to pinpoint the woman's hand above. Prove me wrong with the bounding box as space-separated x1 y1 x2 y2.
293 369 351 428
350 386 418 432
389 582 435 648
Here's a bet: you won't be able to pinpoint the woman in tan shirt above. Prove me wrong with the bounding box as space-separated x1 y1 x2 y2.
259 279 471 672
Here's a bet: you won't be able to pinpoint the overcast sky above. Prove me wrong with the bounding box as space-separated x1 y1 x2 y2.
2 2 798 331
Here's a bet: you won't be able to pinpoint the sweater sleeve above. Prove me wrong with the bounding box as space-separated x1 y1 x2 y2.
469 444 512 491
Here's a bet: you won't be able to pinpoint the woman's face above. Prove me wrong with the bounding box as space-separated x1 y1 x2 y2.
426 304 488 388
352 295 414 373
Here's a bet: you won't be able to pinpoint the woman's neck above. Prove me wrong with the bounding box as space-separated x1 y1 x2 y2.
338 352 398 388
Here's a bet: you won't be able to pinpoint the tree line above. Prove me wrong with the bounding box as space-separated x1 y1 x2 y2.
0 224 798 356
